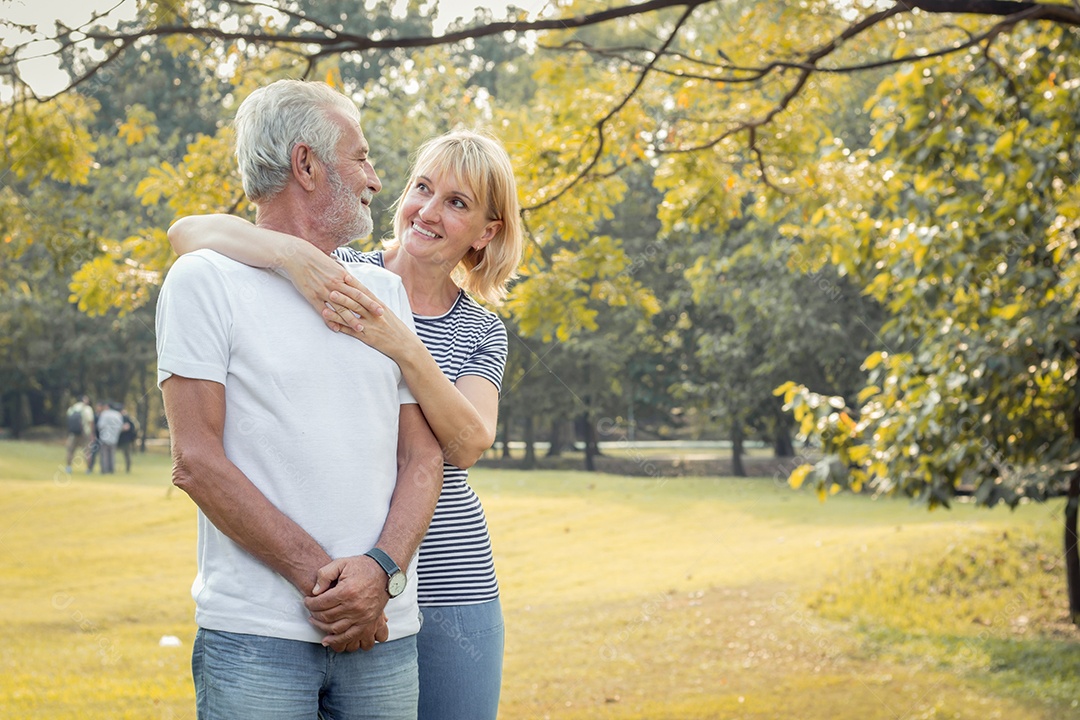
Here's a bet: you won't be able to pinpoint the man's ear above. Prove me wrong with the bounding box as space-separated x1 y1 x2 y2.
292 143 318 192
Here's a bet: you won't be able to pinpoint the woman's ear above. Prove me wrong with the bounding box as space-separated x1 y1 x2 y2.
473 220 503 251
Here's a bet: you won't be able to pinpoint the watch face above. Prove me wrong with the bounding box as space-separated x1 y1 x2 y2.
387 571 407 598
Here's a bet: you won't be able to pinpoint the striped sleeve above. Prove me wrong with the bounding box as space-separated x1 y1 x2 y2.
332 246 369 263
458 315 507 392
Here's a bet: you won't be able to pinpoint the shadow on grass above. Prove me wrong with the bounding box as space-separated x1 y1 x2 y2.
855 626 1080 712
810 526 1079 716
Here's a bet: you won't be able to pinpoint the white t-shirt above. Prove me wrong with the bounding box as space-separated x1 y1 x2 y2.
156 249 421 642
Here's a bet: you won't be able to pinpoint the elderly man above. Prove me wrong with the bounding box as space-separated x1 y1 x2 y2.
156 80 442 719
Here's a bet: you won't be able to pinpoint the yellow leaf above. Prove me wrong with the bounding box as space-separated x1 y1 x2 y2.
324 67 343 89
788 464 813 490
117 120 146 145
992 131 1014 156
995 303 1021 321
839 412 855 431
863 351 887 370
773 380 797 398
856 385 881 404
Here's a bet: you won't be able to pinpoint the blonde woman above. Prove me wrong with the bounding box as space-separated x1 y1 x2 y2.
169 129 523 720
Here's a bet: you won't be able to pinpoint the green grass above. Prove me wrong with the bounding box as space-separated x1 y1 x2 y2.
0 436 173 487
1 439 1076 719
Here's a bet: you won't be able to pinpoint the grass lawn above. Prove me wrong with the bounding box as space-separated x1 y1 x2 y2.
1 439 1077 719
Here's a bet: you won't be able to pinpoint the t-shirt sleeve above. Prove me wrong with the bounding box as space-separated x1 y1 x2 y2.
458 316 508 392
155 254 233 388
390 279 419 406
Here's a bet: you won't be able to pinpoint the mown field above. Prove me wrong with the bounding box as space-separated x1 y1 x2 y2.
0 439 1077 719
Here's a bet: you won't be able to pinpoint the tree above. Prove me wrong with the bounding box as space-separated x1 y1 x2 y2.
678 216 884 474
0 92 103 433
777 19 1080 623
0 10 238 432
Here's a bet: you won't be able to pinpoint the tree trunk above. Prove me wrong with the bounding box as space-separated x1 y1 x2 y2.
137 362 151 453
731 422 746 477
546 417 568 457
772 400 795 457
773 421 795 457
49 387 64 428
6 391 25 439
581 410 597 472
2 395 18 440
500 404 512 459
523 415 536 469
1066 471 1080 626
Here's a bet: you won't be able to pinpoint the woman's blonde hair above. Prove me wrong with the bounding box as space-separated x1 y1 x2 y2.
388 129 523 304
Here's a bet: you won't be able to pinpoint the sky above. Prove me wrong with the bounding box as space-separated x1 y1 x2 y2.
3 0 554 95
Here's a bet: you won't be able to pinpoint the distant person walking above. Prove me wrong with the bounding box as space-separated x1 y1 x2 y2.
96 403 124 474
86 402 103 473
63 395 95 474
117 406 139 473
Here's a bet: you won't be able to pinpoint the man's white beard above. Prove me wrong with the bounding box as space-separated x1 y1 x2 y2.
325 167 373 243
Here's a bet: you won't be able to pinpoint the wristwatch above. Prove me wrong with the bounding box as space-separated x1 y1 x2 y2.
364 547 407 598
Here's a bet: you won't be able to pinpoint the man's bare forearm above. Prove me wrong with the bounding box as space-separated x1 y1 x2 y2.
164 376 330 594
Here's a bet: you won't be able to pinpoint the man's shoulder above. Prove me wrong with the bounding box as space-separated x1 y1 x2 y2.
168 250 259 278
163 250 266 297
340 261 403 291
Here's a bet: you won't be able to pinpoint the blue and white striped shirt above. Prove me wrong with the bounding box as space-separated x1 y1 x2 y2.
334 248 505 605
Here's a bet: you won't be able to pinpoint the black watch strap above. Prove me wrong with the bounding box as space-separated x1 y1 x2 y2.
364 547 407 598
364 547 400 577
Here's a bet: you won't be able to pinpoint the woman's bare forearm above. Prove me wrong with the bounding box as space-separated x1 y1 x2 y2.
168 214 317 273
393 341 498 469
169 214 354 314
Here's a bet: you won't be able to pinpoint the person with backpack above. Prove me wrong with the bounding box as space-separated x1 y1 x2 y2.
117 405 139 473
63 395 95 474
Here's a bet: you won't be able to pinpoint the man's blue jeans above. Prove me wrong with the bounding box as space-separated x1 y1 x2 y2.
192 628 418 720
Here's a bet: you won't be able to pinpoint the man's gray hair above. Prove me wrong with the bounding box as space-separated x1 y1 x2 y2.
233 79 362 203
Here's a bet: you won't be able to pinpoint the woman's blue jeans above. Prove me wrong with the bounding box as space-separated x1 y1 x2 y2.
417 598 504 720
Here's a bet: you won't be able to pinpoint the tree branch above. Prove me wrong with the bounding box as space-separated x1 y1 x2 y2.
76 0 714 52
524 2 701 212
